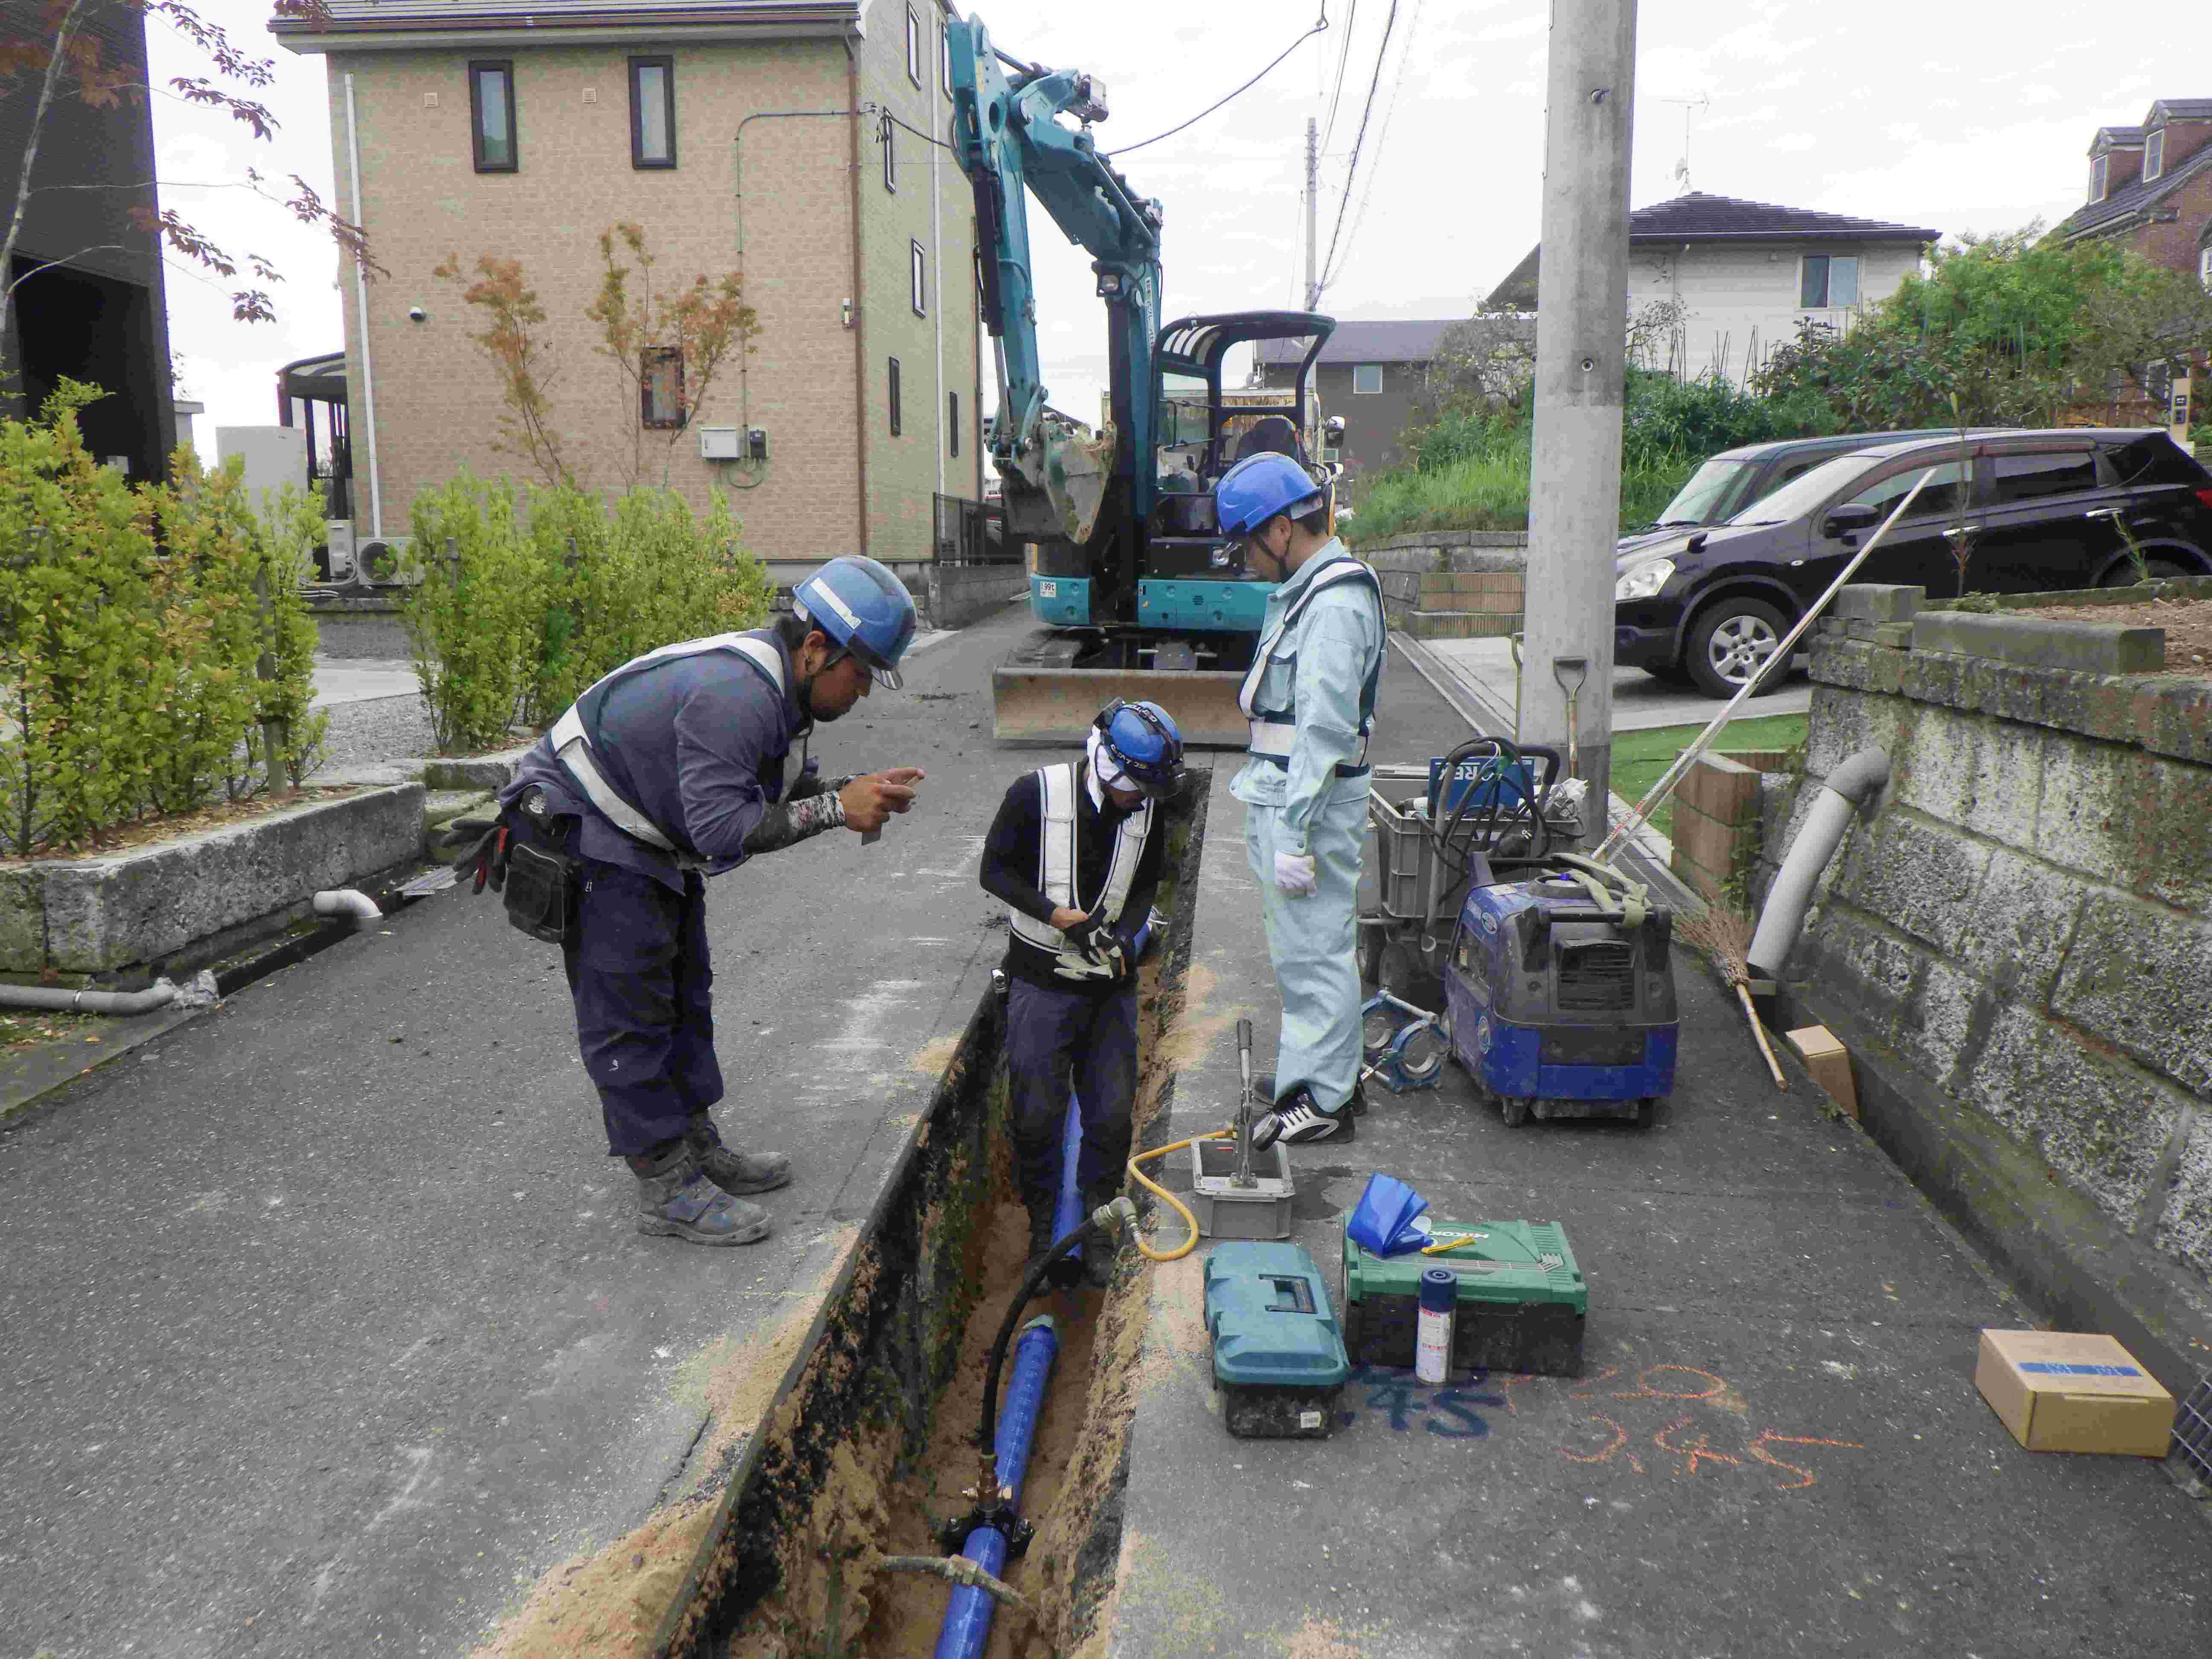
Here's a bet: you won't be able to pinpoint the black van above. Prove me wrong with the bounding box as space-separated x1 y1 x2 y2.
1614 428 2212 697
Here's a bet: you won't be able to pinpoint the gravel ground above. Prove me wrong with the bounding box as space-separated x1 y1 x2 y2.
312 691 438 777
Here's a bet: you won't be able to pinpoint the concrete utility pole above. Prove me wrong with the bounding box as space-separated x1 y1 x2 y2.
1520 0 1636 843
1304 116 1319 310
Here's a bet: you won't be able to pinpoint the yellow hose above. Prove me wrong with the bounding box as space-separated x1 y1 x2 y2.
1124 1127 1236 1262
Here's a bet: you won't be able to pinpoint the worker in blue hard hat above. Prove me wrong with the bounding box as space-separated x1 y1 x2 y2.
441 555 926 1246
1214 450 1385 1148
980 698 1182 1285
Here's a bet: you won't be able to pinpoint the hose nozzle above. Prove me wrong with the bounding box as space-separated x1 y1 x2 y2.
1089 1195 1138 1241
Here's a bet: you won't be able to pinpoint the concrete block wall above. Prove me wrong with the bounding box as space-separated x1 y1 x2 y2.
1670 753 1770 902
1359 531 1526 640
1755 584 2212 1380
924 563 1025 631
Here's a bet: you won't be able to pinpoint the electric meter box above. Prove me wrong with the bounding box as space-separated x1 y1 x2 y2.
696 425 743 460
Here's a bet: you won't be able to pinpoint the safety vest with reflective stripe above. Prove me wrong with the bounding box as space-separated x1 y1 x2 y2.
1007 762 1155 982
1237 554 1384 769
547 631 800 861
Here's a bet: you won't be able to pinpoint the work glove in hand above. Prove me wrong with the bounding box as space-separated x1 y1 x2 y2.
1273 849 1318 898
1067 914 1125 975
436 815 509 894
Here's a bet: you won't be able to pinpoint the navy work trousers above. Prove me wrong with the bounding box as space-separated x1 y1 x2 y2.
562 860 723 1157
1005 977 1138 1215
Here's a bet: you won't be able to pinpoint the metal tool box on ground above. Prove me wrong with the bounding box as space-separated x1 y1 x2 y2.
1205 1243 1349 1438
1340 1219 1586 1377
1189 1139 1295 1240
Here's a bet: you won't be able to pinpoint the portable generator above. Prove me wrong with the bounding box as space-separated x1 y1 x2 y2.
1444 853 1676 1127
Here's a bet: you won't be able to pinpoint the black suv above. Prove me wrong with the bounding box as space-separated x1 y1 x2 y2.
1615 428 2212 697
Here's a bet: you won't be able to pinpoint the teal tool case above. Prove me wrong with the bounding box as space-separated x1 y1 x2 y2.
1341 1218 1586 1377
1204 1242 1350 1439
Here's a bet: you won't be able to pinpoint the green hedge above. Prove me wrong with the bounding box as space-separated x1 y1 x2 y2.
0 385 327 853
402 476 774 753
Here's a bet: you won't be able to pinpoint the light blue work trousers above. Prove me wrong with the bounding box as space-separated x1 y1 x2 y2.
1243 779 1368 1114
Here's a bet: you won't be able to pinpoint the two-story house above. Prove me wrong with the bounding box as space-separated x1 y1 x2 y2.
272 0 983 588
1486 192 1939 387
0 0 178 481
2056 98 2212 291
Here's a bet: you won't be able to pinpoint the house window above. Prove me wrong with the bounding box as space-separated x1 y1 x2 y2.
883 114 896 193
2089 154 2108 204
2200 242 2212 294
629 57 675 168
2145 128 2165 183
942 25 953 96
911 241 927 316
889 356 902 437
1800 253 1859 309
641 348 685 428
469 61 516 172
949 390 960 457
1352 363 1382 395
906 5 923 86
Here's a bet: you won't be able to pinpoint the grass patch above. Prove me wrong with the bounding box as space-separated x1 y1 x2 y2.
1345 442 1693 544
1610 713 1807 841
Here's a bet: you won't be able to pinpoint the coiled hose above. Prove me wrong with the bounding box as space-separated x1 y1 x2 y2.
1124 1126 1237 1263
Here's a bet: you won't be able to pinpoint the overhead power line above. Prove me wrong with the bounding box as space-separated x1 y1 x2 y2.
1327 0 1421 289
1313 0 1397 303
1104 3 1330 157
1318 0 1359 154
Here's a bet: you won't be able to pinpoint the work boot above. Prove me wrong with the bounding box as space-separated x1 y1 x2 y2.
628 1140 771 1246
686 1114 792 1196
1251 1084 1354 1150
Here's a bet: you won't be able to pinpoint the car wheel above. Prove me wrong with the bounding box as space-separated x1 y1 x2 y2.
2103 556 2196 586
1685 598 1793 699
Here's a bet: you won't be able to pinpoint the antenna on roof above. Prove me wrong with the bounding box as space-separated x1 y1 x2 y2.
1653 92 1711 196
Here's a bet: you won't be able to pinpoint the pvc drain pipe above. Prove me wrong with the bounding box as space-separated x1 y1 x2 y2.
0 980 178 1015
934 1313 1059 1659
312 888 384 923
1746 748 1890 981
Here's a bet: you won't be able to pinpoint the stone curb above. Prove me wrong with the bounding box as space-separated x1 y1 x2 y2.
1912 611 2165 675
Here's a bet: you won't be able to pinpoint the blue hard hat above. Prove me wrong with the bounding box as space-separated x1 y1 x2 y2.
793 555 917 689
1214 451 1325 539
1095 699 1185 796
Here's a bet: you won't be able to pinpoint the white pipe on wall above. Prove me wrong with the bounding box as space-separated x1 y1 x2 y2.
1746 748 1891 980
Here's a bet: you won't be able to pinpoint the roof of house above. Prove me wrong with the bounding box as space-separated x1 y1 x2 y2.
2059 124 2212 242
2093 126 2148 152
1484 192 1941 309
271 0 864 50
1253 318 1464 367
2150 98 2212 122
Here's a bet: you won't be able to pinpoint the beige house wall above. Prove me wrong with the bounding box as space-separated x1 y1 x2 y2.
320 4 981 578
1628 239 1926 386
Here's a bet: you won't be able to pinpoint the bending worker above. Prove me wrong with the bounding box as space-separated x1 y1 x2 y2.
980 700 1183 1284
448 556 924 1246
1215 451 1386 1149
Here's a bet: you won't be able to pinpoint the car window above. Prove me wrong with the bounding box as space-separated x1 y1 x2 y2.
1843 459 1969 521
2107 432 2212 487
1988 451 2098 505
1654 458 1757 525
1725 451 1876 524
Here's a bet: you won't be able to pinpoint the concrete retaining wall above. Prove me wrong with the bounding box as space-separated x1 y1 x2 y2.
308 596 410 659
0 785 426 978
1669 749 1792 902
1358 533 1527 639
1752 583 2212 1384
924 562 1026 630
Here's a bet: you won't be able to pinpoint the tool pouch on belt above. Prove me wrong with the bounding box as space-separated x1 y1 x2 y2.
502 838 577 946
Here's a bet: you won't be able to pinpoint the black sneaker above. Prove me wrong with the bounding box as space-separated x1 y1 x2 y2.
1251 1088 1354 1149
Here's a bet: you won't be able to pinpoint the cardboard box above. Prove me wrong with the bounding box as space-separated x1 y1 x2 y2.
1975 1330 2174 1456
1786 1025 1857 1119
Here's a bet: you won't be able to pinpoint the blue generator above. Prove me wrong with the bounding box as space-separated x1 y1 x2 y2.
1444 856 1677 1127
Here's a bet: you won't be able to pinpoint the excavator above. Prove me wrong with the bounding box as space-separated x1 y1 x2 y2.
948 17 1340 745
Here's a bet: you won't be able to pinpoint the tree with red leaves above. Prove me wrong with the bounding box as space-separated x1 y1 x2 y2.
0 0 373 396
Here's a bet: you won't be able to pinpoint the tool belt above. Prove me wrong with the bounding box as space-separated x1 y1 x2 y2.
443 788 581 946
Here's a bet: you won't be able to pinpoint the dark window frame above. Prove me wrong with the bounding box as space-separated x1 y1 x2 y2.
469 60 518 173
942 23 953 95
641 346 686 429
911 239 927 316
949 389 960 457
883 113 896 193
629 55 676 169
1799 252 1860 309
889 356 903 437
906 4 923 86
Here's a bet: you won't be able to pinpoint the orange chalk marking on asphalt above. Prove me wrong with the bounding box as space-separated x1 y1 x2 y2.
1559 1414 1628 1463
1748 1429 1866 1491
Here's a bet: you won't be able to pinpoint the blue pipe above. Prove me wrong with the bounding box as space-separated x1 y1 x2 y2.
1052 1093 1086 1264
933 1315 1060 1659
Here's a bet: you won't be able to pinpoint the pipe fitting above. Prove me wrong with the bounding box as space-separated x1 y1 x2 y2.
312 888 384 923
1746 747 1889 980
0 978 179 1016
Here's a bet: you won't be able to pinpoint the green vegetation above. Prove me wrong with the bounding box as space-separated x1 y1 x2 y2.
1610 713 1807 841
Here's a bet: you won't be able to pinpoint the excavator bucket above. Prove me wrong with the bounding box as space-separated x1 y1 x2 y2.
992 647 1252 748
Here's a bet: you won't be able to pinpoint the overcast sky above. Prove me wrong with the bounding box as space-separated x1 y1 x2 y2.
150 0 2209 454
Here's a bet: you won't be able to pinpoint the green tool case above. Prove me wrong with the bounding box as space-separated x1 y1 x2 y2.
1340 1218 1586 1377
1204 1243 1350 1439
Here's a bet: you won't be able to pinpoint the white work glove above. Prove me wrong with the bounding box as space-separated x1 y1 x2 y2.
1273 848 1318 898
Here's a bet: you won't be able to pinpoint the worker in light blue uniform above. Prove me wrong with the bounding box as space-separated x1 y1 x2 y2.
443 556 925 1246
1215 452 1385 1147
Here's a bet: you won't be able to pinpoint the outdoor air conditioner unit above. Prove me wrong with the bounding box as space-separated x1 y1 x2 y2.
322 519 357 584
357 533 418 585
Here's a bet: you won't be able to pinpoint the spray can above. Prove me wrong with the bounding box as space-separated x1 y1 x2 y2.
1415 1266 1456 1385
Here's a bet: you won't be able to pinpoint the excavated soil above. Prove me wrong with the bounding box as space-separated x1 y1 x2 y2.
2031 595 2212 673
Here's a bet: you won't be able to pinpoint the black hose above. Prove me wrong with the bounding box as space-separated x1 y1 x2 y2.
978 1225 1097 1460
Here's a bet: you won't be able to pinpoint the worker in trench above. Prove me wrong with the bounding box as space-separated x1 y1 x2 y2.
440 556 925 1246
979 700 1184 1285
1214 451 1387 1148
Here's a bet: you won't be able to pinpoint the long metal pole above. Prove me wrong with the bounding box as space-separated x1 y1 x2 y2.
1304 116 1319 309
343 74 383 540
1519 0 1636 843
